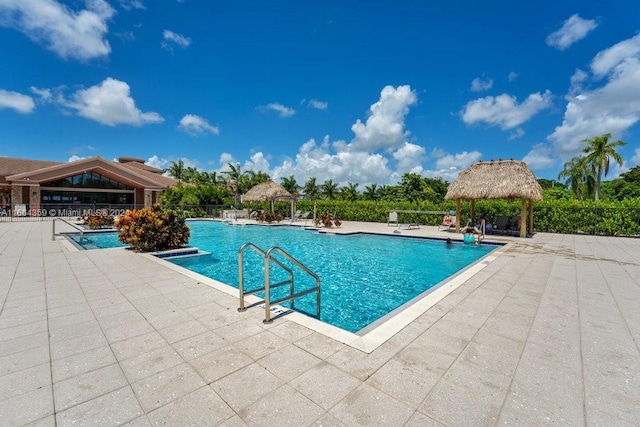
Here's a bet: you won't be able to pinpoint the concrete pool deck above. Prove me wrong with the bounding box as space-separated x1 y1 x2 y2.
1 220 639 426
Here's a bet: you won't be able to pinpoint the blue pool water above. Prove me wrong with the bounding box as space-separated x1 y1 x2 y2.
70 222 498 332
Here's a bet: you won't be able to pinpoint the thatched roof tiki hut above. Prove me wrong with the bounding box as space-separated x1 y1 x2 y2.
241 181 294 215
445 160 543 238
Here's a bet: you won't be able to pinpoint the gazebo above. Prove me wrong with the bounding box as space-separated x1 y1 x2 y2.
241 181 294 215
445 160 543 237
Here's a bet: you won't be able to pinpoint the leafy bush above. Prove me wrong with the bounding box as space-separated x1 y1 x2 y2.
257 211 282 223
82 212 114 229
114 205 190 252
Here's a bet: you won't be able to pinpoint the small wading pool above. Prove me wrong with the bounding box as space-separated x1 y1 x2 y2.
69 221 500 333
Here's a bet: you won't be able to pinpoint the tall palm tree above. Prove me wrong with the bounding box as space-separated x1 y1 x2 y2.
281 175 300 194
303 177 320 199
558 156 594 201
321 179 338 200
340 182 359 201
222 163 244 205
582 133 626 200
167 159 186 183
363 184 379 201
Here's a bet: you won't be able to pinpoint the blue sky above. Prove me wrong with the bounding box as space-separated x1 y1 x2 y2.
1 0 639 186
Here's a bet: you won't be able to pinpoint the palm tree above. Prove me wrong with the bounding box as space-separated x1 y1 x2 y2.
167 159 186 183
582 133 626 200
222 163 244 205
362 184 380 201
340 182 359 201
321 179 339 200
558 156 594 201
303 177 320 199
281 175 300 194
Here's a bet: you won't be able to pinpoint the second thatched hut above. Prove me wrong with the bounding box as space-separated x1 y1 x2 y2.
445 160 543 237
242 181 294 215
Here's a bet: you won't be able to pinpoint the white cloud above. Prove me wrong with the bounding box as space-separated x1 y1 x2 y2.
162 29 191 50
258 103 295 117
548 34 640 157
508 127 525 140
461 90 552 129
308 99 328 110
522 143 557 169
268 137 393 186
178 114 219 136
0 0 115 60
630 148 640 166
471 77 493 92
393 142 425 173
60 78 163 126
508 72 518 82
590 34 640 77
546 14 598 50
219 152 234 166
423 150 482 182
350 85 417 152
68 155 87 162
119 0 144 10
243 152 271 174
146 155 199 172
0 89 35 113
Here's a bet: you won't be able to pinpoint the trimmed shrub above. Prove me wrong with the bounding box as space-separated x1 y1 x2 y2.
114 205 190 252
83 212 114 229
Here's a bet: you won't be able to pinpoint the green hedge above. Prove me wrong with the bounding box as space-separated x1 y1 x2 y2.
292 199 640 237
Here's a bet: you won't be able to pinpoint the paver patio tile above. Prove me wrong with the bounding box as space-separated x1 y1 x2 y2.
109 330 168 360
0 344 50 376
50 331 108 360
0 331 49 357
146 386 234 426
119 345 184 383
0 385 54 426
419 360 509 427
48 319 102 343
330 383 413 426
158 319 208 344
0 362 51 401
294 332 345 360
131 363 205 412
0 319 48 342
234 330 289 360
258 343 322 382
51 345 117 382
172 330 228 360
212 362 283 412
55 386 143 427
53 363 129 411
189 345 254 384
289 361 361 411
239 384 325 426
103 318 155 343
0 310 47 330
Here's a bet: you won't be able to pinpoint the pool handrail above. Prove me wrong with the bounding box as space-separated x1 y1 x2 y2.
52 217 85 244
237 242 294 312
263 246 321 324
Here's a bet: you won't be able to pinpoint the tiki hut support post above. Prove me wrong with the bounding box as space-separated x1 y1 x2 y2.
455 199 461 232
520 198 527 238
470 200 476 225
528 201 534 234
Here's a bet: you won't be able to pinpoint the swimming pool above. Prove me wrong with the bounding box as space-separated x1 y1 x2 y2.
72 221 498 333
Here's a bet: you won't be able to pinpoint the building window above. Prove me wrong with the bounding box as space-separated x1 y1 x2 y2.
46 172 133 190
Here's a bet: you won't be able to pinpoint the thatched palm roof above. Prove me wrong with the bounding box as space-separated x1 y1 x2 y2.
445 160 542 201
242 181 292 202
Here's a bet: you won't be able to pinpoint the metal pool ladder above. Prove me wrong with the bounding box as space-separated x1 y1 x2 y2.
237 243 321 324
